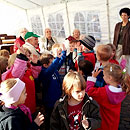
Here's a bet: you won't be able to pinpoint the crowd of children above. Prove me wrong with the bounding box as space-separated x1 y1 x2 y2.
0 26 130 130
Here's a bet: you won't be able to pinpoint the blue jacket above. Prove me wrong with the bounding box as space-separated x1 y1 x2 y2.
39 51 66 108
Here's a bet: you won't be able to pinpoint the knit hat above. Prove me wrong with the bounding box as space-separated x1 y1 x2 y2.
79 35 96 50
65 36 78 42
24 32 40 40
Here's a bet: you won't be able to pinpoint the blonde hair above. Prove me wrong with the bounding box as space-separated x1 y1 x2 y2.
0 56 8 80
8 53 17 69
96 44 112 61
0 49 10 59
0 78 17 93
104 63 130 94
52 43 61 51
62 71 86 98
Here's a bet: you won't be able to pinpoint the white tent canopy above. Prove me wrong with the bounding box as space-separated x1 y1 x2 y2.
0 0 130 43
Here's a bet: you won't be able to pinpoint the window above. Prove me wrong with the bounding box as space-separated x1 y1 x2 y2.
74 11 101 42
74 12 86 34
48 13 66 38
30 15 43 35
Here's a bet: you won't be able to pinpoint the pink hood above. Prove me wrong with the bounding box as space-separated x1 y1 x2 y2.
105 85 126 104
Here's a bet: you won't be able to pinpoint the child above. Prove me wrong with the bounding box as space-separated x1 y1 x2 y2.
65 36 78 72
50 71 101 130
38 44 66 130
0 78 44 130
2 46 41 114
86 63 130 130
0 56 8 83
95 44 112 87
52 43 67 81
78 59 94 81
75 35 96 70
0 49 10 59
107 43 119 64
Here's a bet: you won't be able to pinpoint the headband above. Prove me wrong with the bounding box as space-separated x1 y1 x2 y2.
0 78 25 105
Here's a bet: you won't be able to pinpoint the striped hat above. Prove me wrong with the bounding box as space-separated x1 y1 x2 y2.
79 35 96 50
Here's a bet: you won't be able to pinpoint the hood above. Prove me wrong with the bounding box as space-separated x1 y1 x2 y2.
0 106 21 122
105 85 126 105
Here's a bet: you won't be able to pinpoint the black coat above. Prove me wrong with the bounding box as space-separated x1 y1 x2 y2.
50 93 101 130
0 106 39 130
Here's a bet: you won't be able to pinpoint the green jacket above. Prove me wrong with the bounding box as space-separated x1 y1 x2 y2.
50 93 101 130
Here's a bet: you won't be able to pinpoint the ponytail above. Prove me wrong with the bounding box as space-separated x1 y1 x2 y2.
121 73 130 95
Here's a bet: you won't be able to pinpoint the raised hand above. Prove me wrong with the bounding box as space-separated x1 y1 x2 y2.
60 43 66 51
92 68 102 78
34 112 44 126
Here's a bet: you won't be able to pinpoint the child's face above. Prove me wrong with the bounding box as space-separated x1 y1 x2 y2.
69 43 75 52
111 50 115 59
71 87 85 103
103 71 111 84
18 87 27 105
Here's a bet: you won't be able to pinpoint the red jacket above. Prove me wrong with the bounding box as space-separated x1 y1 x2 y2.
86 77 126 130
14 37 25 53
75 51 96 70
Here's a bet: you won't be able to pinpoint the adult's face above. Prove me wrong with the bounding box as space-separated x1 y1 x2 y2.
29 37 39 48
45 29 52 39
121 13 129 22
20 29 28 40
73 29 80 40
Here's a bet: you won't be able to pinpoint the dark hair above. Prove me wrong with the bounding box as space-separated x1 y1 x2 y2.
104 63 130 94
0 56 8 80
119 8 130 17
78 60 94 80
39 53 54 65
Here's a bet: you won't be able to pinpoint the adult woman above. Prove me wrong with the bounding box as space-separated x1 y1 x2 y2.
113 7 130 74
13 28 28 53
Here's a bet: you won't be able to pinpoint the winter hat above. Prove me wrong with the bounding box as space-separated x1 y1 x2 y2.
65 36 78 42
24 32 40 40
79 35 96 50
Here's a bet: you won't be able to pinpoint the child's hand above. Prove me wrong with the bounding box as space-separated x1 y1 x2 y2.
82 115 89 129
77 45 83 52
34 112 44 126
92 68 102 78
61 43 66 51
31 54 38 64
56 49 62 58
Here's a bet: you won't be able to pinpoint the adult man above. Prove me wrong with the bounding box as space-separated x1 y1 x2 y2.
23 32 41 57
39 28 58 53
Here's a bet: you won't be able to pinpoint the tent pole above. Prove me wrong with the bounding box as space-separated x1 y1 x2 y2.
41 7 46 28
106 0 111 43
65 0 71 35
